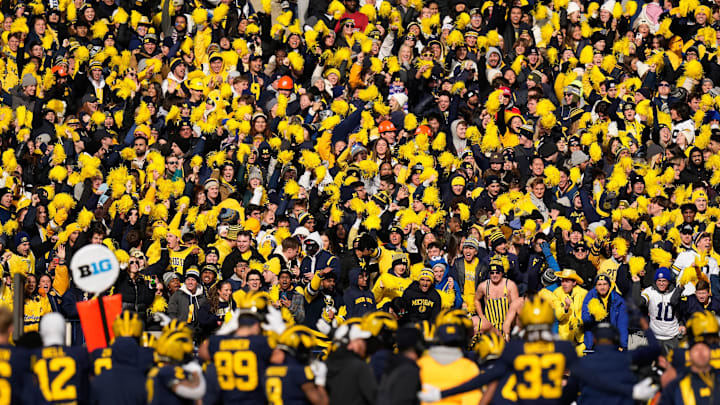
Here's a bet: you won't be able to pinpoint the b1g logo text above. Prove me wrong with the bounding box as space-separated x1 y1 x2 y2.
78 259 113 278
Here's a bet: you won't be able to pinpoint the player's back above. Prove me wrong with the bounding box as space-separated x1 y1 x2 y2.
498 339 577 405
31 345 90 405
0 343 37 405
90 337 154 376
418 352 481 405
90 337 152 405
265 355 315 405
207 333 272 405
147 363 194 405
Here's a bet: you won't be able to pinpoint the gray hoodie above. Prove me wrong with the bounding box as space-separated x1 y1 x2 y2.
167 283 208 330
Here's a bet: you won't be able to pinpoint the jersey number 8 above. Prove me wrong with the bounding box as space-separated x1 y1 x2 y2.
266 377 283 405
214 351 258 391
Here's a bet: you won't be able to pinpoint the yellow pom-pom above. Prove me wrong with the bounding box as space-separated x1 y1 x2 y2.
579 45 594 65
77 207 95 229
275 94 288 118
284 180 300 198
628 256 646 277
422 186 440 207
331 99 349 116
358 85 379 102
544 165 560 187
589 143 602 162
650 248 673 268
446 29 464 47
612 237 628 256
481 120 501 153
320 115 341 131
277 150 294 165
685 59 704 81
287 52 304 71
457 203 470 221
49 165 68 182
485 90 502 116
554 216 572 232
349 197 365 214
588 298 608 321
404 113 418 131
431 132 446 151
2 149 17 173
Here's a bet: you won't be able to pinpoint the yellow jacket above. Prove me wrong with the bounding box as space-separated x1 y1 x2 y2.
551 286 588 344
597 258 620 284
418 354 482 405
371 272 412 309
0 284 12 312
24 294 51 333
170 246 205 275
378 246 405 274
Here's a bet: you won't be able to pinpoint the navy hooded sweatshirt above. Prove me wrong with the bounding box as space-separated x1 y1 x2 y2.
344 267 376 318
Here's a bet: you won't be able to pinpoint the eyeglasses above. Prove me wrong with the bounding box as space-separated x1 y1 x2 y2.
167 160 178 165
344 23 354 28
574 247 587 253
659 83 670 87
129 260 138 265
489 270 503 275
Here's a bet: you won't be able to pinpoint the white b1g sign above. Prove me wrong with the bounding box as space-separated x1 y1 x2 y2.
70 245 120 294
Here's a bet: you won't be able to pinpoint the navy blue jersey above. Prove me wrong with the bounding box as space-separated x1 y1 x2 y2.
207 334 272 405
494 340 577 405
90 340 154 376
90 347 113 376
265 356 314 405
443 339 578 405
202 363 221 405
0 343 35 405
147 364 194 405
31 345 90 405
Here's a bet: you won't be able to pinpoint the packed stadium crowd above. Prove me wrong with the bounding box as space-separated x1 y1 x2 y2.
4 0 720 402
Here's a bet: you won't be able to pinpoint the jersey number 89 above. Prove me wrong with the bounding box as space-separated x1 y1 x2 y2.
214 351 258 391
